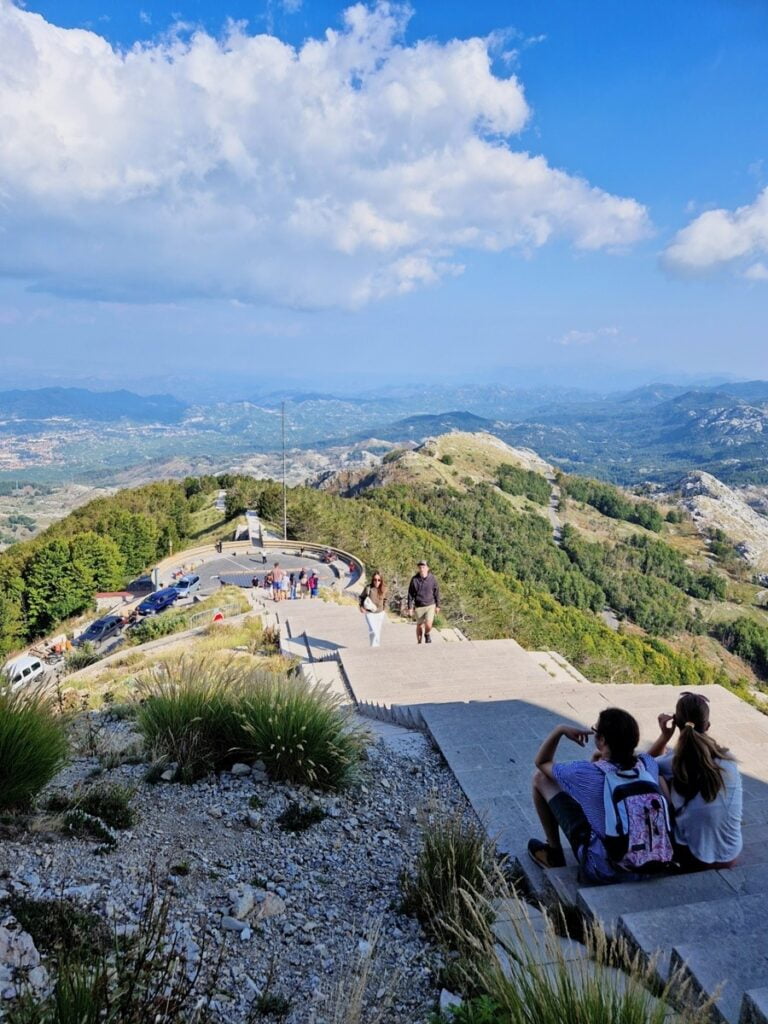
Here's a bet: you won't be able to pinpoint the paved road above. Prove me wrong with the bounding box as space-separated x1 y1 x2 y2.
187 549 346 599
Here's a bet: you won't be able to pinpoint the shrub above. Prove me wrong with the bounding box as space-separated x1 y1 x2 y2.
8 896 111 959
238 675 366 790
0 686 68 809
63 645 101 674
276 801 326 832
136 658 245 782
402 814 496 951
7 887 214 1024
45 782 137 830
136 656 366 789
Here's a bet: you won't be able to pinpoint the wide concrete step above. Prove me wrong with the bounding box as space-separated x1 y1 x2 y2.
578 872 739 937
530 651 593 686
671 941 768 1024
741 988 768 1024
618 893 767 983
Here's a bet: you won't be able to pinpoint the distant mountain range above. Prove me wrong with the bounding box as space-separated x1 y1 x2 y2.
0 388 187 424
2 380 768 486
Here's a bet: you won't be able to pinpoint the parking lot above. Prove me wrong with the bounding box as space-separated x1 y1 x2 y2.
178 548 347 599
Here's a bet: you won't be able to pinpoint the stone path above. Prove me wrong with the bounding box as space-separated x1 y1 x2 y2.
270 595 768 1024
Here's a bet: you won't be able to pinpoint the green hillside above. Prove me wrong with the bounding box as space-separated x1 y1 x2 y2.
2 461 767 709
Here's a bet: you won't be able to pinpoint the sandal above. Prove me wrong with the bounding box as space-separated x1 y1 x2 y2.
527 838 566 869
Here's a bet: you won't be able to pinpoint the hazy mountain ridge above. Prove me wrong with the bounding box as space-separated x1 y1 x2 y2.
3 380 768 486
0 387 187 424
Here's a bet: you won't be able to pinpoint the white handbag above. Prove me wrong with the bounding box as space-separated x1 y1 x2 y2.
363 595 378 613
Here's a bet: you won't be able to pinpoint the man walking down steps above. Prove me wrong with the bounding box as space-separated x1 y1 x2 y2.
407 560 441 644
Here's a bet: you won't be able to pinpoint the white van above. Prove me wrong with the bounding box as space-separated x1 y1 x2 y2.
173 573 201 598
2 654 47 691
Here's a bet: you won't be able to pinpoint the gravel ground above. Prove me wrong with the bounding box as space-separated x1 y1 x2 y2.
0 716 473 1023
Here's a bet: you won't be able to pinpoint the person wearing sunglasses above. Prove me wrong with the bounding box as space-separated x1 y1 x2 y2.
648 691 742 871
359 571 387 647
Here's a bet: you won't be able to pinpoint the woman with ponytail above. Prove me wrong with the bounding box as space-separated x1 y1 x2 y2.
649 692 742 871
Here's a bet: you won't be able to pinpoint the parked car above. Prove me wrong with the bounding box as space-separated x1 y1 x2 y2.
74 615 124 648
137 588 180 616
2 654 47 691
172 573 201 598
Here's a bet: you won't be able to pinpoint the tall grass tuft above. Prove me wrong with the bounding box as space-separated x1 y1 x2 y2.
136 658 246 782
135 655 366 789
450 901 709 1024
0 685 68 810
239 676 366 790
401 813 497 953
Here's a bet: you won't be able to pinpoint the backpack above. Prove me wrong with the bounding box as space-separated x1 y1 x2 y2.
596 759 673 874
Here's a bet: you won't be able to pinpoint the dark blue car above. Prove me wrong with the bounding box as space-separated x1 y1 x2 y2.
137 587 180 616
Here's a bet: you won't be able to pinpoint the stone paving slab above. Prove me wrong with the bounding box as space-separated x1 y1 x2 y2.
578 873 738 937
671 942 768 1024
741 988 768 1024
618 893 768 982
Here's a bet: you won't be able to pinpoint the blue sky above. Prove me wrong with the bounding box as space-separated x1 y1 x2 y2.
1 0 766 397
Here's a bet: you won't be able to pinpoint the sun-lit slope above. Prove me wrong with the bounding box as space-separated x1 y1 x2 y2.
322 431 556 497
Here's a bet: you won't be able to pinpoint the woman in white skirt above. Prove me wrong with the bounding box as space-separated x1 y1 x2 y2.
359 572 387 647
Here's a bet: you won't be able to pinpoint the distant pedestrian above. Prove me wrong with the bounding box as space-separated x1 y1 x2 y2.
289 572 297 600
407 560 440 644
261 550 268 565
298 568 308 598
359 571 387 647
272 563 285 602
308 572 319 598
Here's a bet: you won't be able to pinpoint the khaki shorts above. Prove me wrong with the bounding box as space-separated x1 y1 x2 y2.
413 604 436 626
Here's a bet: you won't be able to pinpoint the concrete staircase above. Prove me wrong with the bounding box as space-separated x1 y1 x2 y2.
267 596 768 1023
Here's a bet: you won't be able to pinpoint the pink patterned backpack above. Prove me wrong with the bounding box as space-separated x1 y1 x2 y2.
596 759 674 873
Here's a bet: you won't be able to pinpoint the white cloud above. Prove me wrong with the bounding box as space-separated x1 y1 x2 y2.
744 261 768 282
664 188 768 277
558 326 619 346
0 1 650 309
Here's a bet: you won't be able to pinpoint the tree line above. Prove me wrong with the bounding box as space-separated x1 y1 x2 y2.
0 478 221 656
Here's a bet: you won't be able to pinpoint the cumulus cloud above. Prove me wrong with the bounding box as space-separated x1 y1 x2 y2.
558 326 620 347
664 188 768 278
0 1 650 308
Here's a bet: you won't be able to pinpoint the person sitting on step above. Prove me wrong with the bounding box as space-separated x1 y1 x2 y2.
528 707 669 884
647 691 742 872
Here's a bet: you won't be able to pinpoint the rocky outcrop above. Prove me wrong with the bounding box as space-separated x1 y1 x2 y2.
677 471 768 567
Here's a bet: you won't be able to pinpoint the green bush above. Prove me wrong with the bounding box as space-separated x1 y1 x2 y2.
497 464 550 505
136 656 366 789
63 644 101 674
136 658 244 782
402 814 496 952
0 687 68 809
239 675 367 789
45 783 137 830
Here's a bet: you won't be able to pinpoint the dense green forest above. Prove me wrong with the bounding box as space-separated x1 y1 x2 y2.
560 474 664 531
497 463 551 505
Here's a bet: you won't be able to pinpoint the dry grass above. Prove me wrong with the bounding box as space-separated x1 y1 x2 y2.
444 885 712 1024
321 920 399 1024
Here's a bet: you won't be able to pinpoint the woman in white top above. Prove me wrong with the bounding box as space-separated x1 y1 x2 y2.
649 691 742 871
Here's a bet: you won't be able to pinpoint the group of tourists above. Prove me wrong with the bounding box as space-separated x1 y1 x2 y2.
528 691 742 882
358 559 440 648
252 563 319 601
